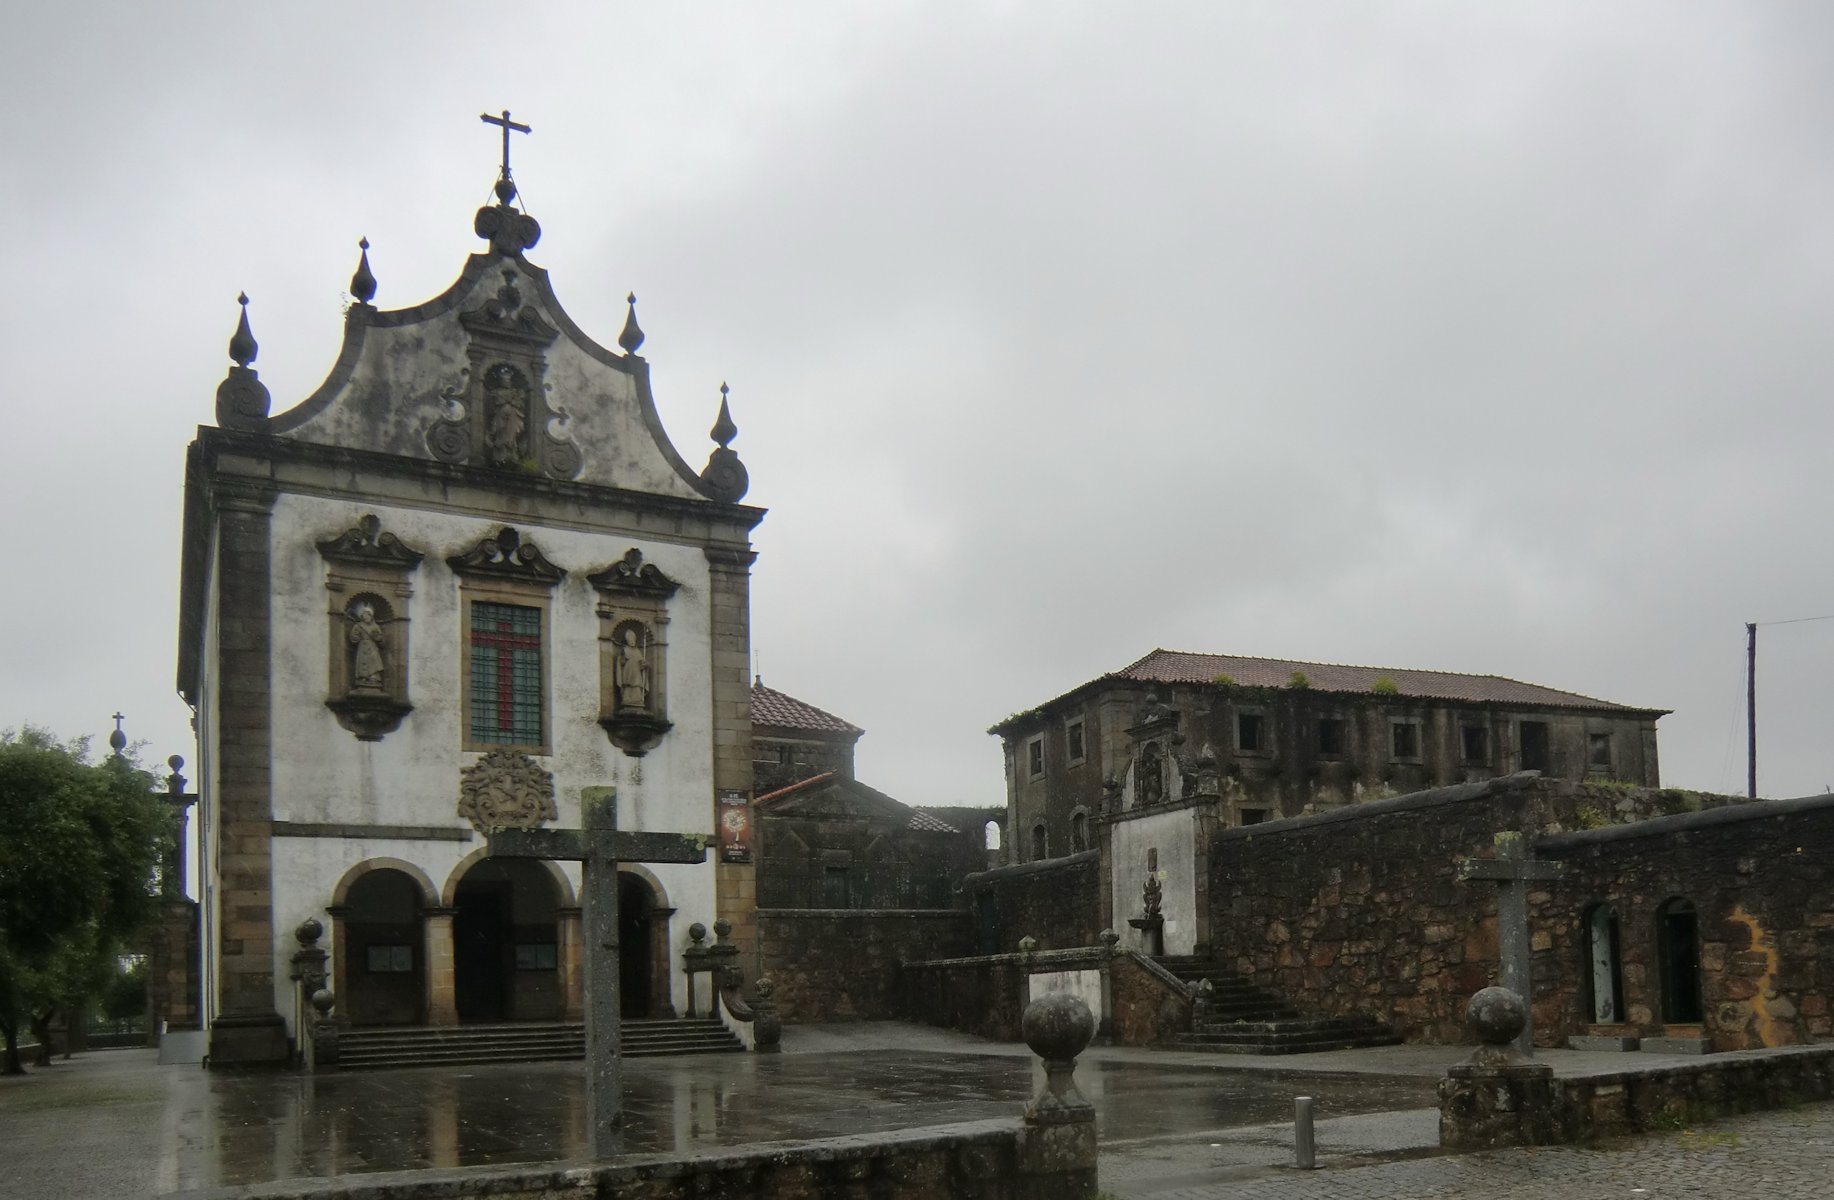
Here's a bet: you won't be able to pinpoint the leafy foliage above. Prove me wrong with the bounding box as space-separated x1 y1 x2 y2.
0 728 173 1073
1370 677 1400 695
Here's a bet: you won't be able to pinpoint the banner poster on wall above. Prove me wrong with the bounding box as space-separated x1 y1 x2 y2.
718 790 751 862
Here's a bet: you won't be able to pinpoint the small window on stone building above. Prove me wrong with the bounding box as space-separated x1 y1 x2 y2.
1460 725 1488 765
777 746 793 765
983 820 1002 852
1390 720 1421 760
1588 733 1612 771
1240 808 1270 826
1027 736 1045 779
1070 811 1088 852
1317 718 1346 757
1066 719 1086 764
1237 712 1266 754
820 865 853 908
1520 721 1551 773
1031 823 1048 860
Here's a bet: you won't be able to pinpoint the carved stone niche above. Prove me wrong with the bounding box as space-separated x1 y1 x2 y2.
587 548 680 757
426 269 583 480
317 514 423 740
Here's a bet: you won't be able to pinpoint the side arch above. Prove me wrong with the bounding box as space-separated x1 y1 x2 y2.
331 857 440 909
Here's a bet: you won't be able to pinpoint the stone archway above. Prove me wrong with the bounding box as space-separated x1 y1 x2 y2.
339 868 429 1026
618 870 675 1019
451 857 564 1023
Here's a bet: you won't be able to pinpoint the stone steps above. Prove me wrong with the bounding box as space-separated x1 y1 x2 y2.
1153 955 1400 1056
336 1019 742 1071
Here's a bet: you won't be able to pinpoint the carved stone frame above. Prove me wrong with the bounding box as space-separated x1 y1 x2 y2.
587 548 679 757
318 514 422 741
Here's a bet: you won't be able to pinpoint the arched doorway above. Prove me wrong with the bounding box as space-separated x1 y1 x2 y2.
1657 897 1704 1024
1583 903 1625 1024
618 872 671 1019
342 868 426 1026
453 858 562 1023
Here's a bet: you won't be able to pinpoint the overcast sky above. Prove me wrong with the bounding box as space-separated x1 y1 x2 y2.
5 3 1831 807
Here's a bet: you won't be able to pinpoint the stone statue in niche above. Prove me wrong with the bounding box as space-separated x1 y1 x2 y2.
346 601 388 693
613 625 651 711
482 363 529 466
1138 742 1164 805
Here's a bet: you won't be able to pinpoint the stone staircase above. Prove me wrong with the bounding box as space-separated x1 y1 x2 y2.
1155 955 1402 1055
336 1018 743 1071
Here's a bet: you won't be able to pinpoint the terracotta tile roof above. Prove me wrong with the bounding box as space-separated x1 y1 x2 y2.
907 809 959 834
1115 648 1660 712
749 682 863 736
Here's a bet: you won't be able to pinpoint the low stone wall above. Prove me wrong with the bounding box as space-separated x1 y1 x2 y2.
901 947 1190 1046
757 908 973 1021
963 851 1101 954
1441 1044 1834 1149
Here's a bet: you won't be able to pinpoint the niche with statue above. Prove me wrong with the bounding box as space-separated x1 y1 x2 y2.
588 547 679 756
317 514 422 740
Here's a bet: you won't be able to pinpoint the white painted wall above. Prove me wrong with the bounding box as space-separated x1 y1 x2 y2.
1109 808 1199 956
261 492 722 1028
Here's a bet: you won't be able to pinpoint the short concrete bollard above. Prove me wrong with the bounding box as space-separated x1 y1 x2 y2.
1294 1096 1316 1169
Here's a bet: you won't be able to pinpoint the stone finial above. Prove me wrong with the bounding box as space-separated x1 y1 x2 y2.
619 292 645 354
1018 934 1038 955
1097 928 1120 954
1464 986 1532 1067
295 917 324 948
697 382 750 502
216 293 272 430
688 922 708 946
166 754 187 795
309 989 336 1018
713 916 733 944
349 237 377 304
753 976 775 1002
108 712 127 757
711 382 738 447
1021 993 1096 1123
229 293 258 366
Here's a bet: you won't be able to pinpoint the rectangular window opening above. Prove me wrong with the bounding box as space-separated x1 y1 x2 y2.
1237 712 1266 754
1520 721 1551 773
469 601 544 747
1027 736 1045 779
1461 725 1488 764
1317 718 1346 757
1588 733 1613 770
1391 721 1421 760
1240 808 1271 826
1066 720 1086 763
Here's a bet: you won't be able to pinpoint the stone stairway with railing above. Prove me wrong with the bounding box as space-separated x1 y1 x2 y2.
1156 954 1402 1055
336 1017 743 1071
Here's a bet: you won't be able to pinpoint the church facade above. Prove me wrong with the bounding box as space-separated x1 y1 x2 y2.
177 166 761 1064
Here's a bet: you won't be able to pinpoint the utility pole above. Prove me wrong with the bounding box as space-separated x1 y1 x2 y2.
1747 622 1757 800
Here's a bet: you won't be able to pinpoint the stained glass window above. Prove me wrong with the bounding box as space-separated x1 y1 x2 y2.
470 601 543 745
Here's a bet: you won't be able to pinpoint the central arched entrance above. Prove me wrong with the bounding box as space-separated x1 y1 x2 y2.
341 867 427 1026
453 858 563 1022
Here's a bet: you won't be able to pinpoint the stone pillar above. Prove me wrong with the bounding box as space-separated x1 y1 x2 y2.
1438 987 1560 1151
424 907 459 1027
206 478 290 1066
705 546 760 980
1016 993 1099 1199
555 906 583 1022
327 905 350 1027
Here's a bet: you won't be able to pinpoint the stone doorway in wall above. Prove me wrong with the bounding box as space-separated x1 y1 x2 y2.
453 858 562 1023
341 867 427 1026
618 871 672 1019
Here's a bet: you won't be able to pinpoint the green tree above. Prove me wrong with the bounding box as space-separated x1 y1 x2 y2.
0 729 173 1074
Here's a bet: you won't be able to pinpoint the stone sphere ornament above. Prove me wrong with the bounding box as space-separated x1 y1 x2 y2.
1466 986 1528 1046
688 922 708 944
295 917 324 946
1022 993 1096 1064
310 989 336 1017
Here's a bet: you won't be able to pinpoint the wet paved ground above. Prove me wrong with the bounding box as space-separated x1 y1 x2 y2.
0 1023 1826 1198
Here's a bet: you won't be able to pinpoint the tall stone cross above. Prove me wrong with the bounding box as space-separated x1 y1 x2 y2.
1456 831 1563 1054
488 786 708 1157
